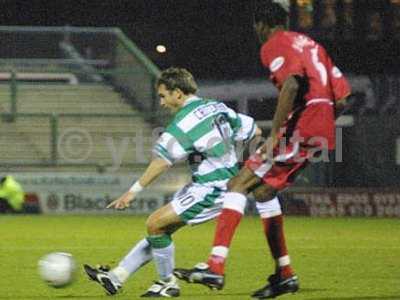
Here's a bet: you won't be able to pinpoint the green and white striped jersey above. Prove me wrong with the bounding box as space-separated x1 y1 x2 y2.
153 96 257 189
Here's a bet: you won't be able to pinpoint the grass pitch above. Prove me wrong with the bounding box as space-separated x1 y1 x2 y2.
0 215 399 300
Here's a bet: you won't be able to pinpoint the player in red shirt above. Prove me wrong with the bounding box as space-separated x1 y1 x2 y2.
175 0 351 299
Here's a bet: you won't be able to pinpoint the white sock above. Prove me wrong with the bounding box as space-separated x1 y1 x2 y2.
112 238 152 283
152 242 175 281
211 245 229 258
278 255 291 267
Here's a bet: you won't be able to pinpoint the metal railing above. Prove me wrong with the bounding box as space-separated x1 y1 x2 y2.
0 112 156 169
0 26 163 123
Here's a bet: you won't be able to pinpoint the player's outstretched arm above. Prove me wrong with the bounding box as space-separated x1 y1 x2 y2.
107 158 170 209
137 157 171 187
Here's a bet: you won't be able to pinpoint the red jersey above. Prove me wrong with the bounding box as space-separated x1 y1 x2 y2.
260 31 351 103
259 31 351 150
245 32 351 189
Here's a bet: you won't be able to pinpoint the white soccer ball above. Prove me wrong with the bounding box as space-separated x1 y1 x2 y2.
38 252 76 287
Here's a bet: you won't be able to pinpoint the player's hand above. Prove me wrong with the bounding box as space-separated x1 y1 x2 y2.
259 135 279 161
107 191 136 209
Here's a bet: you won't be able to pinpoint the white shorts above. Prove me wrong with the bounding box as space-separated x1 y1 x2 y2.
170 183 224 225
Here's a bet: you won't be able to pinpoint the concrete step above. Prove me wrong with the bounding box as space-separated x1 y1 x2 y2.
0 83 155 166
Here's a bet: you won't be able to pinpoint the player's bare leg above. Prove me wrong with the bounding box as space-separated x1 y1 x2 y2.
251 184 299 299
146 203 185 235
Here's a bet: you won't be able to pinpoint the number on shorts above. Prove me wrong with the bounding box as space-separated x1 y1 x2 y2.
177 194 195 207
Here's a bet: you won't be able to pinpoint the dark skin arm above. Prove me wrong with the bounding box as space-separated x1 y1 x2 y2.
261 75 300 159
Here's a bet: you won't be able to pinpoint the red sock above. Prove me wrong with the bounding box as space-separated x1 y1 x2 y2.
207 208 243 275
207 255 225 275
261 215 294 278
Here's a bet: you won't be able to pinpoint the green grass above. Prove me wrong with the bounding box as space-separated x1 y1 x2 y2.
0 215 399 299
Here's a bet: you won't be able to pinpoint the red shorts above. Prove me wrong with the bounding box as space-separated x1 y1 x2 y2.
245 102 335 190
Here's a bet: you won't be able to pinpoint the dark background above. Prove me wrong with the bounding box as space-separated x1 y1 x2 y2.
1 0 399 79
1 0 399 187
1 0 259 79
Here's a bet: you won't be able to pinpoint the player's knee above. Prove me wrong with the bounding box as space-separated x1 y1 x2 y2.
146 215 163 235
253 185 277 202
228 167 259 194
227 176 247 194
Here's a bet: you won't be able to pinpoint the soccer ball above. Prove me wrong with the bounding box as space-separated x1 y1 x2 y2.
38 252 76 287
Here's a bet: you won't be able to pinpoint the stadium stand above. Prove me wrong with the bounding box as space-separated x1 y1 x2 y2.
9 85 131 114
0 26 162 172
0 83 154 171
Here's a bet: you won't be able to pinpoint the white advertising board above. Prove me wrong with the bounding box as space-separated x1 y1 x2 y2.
11 170 190 214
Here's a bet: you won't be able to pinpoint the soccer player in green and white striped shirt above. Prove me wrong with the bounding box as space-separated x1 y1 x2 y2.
84 68 260 298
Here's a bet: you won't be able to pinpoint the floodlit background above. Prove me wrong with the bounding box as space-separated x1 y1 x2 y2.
0 0 399 299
